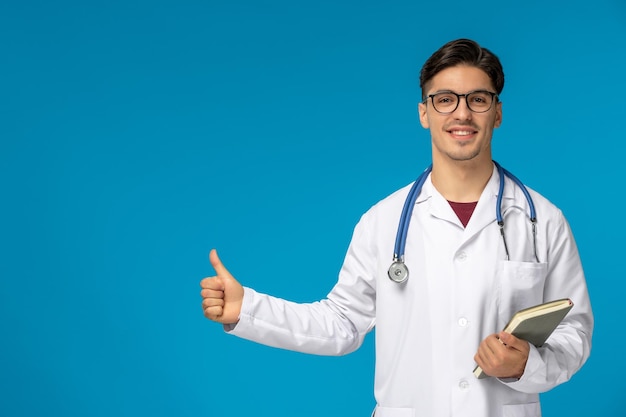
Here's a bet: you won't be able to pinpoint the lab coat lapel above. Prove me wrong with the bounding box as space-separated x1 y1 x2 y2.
418 166 516 237
419 176 461 226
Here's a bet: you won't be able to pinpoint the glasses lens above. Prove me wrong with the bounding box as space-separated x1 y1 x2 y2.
431 93 459 113
467 91 494 113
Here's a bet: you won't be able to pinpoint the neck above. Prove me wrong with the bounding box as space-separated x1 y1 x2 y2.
430 158 493 202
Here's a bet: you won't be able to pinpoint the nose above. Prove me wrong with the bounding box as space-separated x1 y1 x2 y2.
453 95 472 120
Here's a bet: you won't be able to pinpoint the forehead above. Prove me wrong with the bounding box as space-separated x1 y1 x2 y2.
425 65 495 94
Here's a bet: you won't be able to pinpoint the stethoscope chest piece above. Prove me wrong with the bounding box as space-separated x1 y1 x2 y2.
388 261 409 283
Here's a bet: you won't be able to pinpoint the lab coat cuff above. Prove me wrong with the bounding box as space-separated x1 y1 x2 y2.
222 286 255 334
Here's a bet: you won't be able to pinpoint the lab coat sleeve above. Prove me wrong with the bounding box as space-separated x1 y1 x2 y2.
224 213 377 356
501 210 594 393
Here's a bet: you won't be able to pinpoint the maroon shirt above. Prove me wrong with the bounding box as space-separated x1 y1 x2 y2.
448 201 478 228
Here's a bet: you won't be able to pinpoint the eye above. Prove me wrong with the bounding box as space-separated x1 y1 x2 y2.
468 92 491 104
435 94 456 104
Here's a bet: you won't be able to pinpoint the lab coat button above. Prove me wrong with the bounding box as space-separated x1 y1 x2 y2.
459 380 470 390
456 251 467 261
458 317 468 327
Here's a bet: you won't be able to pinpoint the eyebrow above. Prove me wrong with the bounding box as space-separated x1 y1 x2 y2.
429 89 494 95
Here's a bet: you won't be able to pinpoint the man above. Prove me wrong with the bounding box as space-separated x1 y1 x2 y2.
200 39 593 416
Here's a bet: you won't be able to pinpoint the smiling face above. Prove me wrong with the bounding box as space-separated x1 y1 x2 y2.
418 65 502 167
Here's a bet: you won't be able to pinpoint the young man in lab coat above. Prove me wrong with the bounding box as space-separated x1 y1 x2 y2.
200 38 593 416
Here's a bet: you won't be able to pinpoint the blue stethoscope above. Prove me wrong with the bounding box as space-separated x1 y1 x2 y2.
388 161 540 283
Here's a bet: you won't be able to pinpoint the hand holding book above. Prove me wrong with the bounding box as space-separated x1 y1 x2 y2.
473 298 574 379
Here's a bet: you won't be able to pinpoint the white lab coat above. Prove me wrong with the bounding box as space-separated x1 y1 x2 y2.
225 164 593 417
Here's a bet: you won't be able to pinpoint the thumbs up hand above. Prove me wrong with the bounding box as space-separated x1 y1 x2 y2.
200 249 244 324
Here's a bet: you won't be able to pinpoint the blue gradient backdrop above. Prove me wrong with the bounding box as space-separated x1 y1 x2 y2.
1 1 624 416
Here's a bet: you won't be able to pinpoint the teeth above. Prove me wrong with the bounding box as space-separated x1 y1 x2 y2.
451 130 474 136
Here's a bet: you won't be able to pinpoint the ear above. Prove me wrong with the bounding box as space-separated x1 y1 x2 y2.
418 101 429 129
494 101 503 128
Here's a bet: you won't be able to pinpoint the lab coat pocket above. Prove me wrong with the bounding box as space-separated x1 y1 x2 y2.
372 406 414 417
502 402 541 417
497 261 548 329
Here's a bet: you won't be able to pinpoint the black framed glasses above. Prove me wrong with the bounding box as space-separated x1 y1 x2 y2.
424 90 498 114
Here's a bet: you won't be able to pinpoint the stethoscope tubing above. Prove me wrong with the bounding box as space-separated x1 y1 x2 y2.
393 165 432 262
389 161 538 282
494 161 536 223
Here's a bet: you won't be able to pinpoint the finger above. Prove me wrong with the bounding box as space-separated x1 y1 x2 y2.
482 334 503 352
209 249 230 276
499 332 529 353
480 341 496 362
200 276 224 290
200 288 224 298
204 306 224 320
476 335 502 367
202 297 225 309
475 352 492 374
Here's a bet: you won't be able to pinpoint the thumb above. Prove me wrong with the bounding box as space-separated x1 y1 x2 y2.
205 249 244 325
209 248 231 277
499 332 522 349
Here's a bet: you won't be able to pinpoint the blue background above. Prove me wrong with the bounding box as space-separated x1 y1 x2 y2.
1 1 624 416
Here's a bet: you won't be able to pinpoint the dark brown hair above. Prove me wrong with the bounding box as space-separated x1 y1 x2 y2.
419 39 504 99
